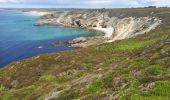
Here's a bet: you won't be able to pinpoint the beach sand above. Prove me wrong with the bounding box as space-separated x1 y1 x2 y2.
93 27 114 38
25 11 51 16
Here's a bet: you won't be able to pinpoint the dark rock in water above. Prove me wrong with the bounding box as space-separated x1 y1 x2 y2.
34 21 49 26
34 22 47 26
68 37 87 44
53 23 64 28
23 19 32 22
52 37 87 47
52 41 69 46
52 36 106 48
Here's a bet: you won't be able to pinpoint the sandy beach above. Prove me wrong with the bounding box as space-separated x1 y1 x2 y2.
93 27 114 38
25 11 52 16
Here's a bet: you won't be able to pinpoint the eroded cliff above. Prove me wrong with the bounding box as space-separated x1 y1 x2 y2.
36 10 161 46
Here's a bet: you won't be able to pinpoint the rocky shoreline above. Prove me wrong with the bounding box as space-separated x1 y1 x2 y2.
33 9 162 48
52 36 106 48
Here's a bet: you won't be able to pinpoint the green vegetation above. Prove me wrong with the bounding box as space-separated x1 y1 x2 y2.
87 78 104 94
149 81 170 97
144 6 157 8
129 81 170 100
39 75 57 82
0 8 170 99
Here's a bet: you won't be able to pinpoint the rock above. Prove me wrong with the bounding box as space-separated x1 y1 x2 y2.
166 38 170 44
52 41 69 46
10 80 19 88
160 49 166 54
68 37 87 44
58 69 78 76
139 82 155 91
112 77 128 87
113 77 122 87
52 37 88 47
5 76 11 81
75 19 82 27
34 20 49 26
34 22 47 26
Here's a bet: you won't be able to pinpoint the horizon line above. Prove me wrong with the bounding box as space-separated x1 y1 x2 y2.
0 6 169 9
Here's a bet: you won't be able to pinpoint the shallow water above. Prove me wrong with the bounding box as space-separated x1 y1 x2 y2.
0 10 99 67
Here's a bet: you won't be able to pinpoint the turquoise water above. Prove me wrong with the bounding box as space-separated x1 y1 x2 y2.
0 10 99 67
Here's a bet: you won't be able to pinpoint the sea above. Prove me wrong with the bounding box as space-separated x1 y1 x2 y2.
0 9 100 67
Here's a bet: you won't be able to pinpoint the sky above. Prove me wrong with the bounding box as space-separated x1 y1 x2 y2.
0 0 170 8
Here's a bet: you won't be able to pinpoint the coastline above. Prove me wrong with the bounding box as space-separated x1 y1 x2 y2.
0 10 101 67
26 10 110 47
26 10 113 38
32 10 162 48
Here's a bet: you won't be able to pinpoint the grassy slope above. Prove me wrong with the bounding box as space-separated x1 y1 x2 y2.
0 8 170 100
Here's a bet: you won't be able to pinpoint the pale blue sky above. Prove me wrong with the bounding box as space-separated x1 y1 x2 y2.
0 0 170 8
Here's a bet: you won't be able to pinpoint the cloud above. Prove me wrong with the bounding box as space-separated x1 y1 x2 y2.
0 0 25 3
135 0 170 6
0 0 170 8
85 0 113 4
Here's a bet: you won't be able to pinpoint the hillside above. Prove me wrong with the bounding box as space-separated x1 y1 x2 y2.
0 8 170 100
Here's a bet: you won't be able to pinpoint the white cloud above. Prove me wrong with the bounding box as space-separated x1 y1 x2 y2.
135 0 170 6
151 0 170 6
0 0 170 8
0 0 6 3
85 0 113 4
0 0 24 3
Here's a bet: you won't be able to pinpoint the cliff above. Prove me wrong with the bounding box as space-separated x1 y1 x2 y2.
36 10 161 47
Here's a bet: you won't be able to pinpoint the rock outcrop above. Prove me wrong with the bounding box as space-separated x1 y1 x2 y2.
35 10 162 47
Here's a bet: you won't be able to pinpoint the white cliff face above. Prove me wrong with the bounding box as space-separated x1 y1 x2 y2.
109 17 162 42
38 10 162 43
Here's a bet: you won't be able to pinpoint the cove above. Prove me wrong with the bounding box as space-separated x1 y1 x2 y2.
0 10 99 67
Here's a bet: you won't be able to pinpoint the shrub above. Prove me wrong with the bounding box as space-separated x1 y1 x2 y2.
143 65 163 76
87 78 104 94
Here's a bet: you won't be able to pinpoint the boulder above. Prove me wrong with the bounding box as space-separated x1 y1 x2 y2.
34 22 47 26
68 37 87 44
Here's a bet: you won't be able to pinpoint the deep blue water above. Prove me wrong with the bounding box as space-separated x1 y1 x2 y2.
0 10 99 67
